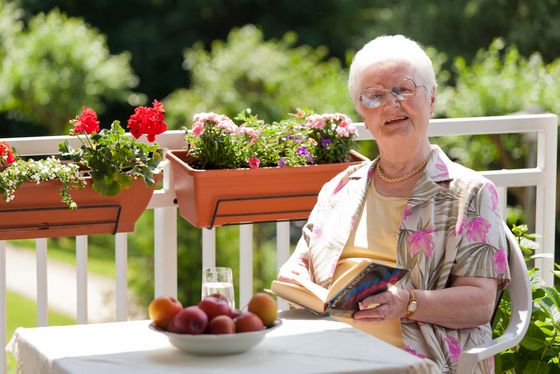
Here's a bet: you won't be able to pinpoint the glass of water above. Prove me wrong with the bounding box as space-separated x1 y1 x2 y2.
201 267 235 309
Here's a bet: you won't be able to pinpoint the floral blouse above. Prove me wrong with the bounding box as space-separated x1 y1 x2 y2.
280 145 511 373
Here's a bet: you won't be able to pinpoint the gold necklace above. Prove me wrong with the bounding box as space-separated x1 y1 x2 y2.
376 150 433 184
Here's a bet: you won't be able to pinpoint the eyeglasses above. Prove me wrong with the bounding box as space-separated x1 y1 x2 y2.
360 78 420 109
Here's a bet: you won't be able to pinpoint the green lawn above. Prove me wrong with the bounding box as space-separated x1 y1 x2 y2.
5 291 75 373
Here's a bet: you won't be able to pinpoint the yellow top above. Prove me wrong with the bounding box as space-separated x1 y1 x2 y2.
332 183 408 348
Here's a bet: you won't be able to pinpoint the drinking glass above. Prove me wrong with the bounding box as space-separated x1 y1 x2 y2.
201 267 235 309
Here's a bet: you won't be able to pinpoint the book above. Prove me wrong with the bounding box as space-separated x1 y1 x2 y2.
270 258 408 315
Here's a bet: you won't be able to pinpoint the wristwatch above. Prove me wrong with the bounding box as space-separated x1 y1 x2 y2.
406 289 417 319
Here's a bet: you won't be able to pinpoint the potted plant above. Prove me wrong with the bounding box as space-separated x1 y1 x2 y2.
0 101 167 240
166 109 368 228
492 224 560 372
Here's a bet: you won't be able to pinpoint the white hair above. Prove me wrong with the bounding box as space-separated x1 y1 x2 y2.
348 35 437 111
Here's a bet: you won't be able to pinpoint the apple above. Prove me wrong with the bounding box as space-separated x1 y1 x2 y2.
148 296 183 330
234 311 264 333
168 306 208 334
198 296 231 321
229 309 241 319
210 293 230 304
248 293 277 327
207 315 236 334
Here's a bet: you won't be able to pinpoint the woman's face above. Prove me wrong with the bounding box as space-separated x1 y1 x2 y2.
358 60 435 149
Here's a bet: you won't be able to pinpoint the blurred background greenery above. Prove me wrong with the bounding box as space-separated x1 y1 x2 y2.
1 0 559 309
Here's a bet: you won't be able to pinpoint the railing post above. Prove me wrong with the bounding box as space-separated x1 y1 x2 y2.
36 239 48 327
76 236 88 324
276 222 290 310
154 207 178 298
239 225 253 308
202 228 216 270
0 241 6 374
115 233 128 321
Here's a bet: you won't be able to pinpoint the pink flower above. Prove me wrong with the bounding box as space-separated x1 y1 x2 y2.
464 216 491 243
191 123 204 136
445 335 461 362
408 226 434 257
492 249 508 274
248 157 260 169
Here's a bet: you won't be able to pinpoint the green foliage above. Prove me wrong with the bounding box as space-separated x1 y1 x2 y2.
164 25 355 129
0 157 85 207
492 224 560 373
59 121 161 196
443 38 560 118
0 7 140 135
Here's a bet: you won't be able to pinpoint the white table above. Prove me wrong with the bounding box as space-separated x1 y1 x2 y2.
7 310 438 374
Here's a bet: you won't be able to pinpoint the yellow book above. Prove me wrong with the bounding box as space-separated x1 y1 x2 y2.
270 258 408 315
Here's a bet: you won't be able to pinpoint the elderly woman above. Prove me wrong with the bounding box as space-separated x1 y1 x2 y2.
277 35 510 373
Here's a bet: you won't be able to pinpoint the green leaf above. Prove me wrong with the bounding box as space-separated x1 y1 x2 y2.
521 324 547 351
522 360 550 374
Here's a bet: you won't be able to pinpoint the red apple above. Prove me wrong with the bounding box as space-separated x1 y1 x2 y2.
198 296 231 321
229 309 241 319
234 311 265 333
210 293 230 304
168 306 208 334
148 296 183 330
207 315 236 334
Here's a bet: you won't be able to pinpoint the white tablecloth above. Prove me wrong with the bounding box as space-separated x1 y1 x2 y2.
7 310 438 374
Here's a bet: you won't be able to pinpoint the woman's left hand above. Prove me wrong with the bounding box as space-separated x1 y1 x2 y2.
353 287 409 322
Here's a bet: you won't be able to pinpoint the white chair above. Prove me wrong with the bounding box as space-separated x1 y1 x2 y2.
456 222 532 373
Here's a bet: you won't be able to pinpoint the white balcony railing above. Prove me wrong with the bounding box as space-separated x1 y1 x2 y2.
0 114 558 374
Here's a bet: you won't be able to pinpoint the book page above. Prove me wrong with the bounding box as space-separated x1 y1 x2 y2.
270 280 328 314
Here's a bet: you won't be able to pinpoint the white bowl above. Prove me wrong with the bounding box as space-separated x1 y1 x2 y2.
149 319 282 355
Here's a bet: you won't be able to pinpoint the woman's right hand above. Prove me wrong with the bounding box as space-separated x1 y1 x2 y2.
277 262 311 285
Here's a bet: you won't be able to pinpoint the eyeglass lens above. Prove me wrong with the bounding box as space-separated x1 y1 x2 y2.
360 79 417 108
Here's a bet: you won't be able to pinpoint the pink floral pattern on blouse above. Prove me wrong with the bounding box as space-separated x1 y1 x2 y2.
408 226 435 257
485 182 500 212
445 335 462 363
464 216 491 243
492 249 508 274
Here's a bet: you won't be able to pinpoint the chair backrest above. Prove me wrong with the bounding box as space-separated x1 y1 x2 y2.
456 222 532 373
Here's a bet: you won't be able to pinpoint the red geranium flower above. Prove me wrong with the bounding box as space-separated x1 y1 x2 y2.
127 100 167 142
71 106 100 135
0 141 16 166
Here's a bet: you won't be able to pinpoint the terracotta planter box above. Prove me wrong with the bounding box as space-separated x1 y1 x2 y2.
167 150 368 228
0 178 156 240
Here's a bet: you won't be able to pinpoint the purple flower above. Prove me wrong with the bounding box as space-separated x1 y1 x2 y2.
321 137 332 148
278 157 286 168
285 135 293 140
297 147 313 162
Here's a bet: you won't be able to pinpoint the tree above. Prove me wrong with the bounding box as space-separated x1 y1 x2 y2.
0 7 140 135
164 25 354 128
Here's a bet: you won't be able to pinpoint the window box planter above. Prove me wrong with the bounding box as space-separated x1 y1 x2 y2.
0 177 156 240
166 149 368 228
